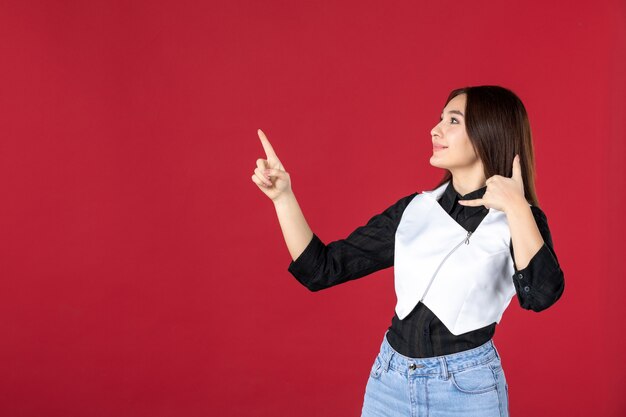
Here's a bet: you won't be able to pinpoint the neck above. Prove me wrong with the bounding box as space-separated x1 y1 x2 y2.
450 175 486 197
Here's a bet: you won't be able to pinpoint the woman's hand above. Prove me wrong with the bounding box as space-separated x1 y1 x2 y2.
458 154 526 213
251 129 293 201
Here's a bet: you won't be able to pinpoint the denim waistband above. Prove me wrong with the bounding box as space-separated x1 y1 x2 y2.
377 330 501 378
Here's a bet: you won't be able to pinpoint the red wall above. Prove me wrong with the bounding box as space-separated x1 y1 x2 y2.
1 1 624 416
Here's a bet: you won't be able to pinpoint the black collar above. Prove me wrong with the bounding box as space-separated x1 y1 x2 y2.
439 181 488 216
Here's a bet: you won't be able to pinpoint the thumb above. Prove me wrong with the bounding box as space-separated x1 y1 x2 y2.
265 168 286 179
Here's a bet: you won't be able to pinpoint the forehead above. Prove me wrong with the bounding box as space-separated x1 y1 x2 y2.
443 94 466 112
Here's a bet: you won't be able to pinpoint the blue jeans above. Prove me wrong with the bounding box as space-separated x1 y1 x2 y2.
361 331 509 417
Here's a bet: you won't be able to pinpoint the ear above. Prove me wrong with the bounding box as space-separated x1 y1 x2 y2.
512 154 523 183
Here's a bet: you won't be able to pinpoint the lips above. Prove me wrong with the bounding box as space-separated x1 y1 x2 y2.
433 144 448 151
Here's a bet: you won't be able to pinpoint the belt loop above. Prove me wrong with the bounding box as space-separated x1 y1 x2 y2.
491 340 501 360
383 351 393 372
381 335 392 372
438 357 449 380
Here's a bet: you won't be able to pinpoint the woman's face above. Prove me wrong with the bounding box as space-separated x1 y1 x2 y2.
429 93 482 173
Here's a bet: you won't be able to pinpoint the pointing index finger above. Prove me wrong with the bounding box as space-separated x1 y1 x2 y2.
257 129 278 159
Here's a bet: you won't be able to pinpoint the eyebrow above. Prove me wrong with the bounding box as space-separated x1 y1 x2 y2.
440 110 465 117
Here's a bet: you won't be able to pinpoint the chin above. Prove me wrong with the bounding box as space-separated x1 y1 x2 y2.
429 157 447 169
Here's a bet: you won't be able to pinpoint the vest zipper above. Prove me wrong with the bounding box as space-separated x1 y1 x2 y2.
419 230 473 303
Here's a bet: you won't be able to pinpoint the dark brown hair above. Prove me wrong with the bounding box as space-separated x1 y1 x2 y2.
433 85 540 207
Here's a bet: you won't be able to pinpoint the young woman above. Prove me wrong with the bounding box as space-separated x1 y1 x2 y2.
251 85 565 417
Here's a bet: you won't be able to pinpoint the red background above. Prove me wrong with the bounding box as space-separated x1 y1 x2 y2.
1 1 624 416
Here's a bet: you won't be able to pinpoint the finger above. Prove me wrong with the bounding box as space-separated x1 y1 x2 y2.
265 168 288 181
512 154 523 182
256 158 271 179
254 167 272 186
458 198 485 207
258 129 279 160
251 174 269 188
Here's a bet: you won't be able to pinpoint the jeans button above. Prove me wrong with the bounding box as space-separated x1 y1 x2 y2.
409 364 416 370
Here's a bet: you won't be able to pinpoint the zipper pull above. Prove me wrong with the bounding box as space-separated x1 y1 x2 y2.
465 231 473 244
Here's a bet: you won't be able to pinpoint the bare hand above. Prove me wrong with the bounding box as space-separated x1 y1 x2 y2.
251 129 292 201
458 154 525 213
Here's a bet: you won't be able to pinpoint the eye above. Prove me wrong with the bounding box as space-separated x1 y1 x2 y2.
439 116 459 124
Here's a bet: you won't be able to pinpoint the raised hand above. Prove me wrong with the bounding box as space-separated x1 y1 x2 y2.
458 154 526 213
251 129 292 201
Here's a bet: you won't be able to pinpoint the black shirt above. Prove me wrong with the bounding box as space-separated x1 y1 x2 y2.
287 181 565 358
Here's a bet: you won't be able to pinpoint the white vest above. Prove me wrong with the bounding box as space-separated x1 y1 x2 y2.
394 181 517 335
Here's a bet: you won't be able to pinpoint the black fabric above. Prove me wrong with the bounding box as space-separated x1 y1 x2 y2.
287 181 565 358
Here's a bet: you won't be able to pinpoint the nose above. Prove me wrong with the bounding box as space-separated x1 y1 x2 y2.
430 121 442 138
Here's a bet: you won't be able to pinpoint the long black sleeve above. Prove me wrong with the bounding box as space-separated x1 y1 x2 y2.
287 193 418 292
510 206 565 312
